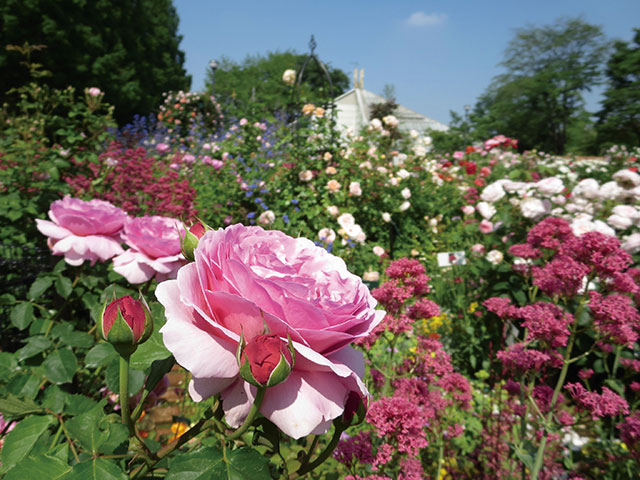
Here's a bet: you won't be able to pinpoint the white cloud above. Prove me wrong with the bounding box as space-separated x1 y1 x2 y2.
406 12 447 27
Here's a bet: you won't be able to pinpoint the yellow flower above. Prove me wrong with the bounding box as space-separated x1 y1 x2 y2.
468 302 479 313
170 422 190 439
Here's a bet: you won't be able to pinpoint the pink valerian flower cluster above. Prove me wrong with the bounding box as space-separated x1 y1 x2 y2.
65 141 197 219
532 256 591 298
356 258 438 348
497 343 563 372
588 292 640 347
618 411 640 456
333 431 375 468
518 302 574 348
36 197 186 283
564 383 629 419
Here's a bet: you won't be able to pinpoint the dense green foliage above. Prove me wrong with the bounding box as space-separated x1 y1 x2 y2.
0 0 190 124
596 29 640 149
468 17 610 154
206 50 349 120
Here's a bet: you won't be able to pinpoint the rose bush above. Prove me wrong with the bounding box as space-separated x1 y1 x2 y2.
35 196 127 265
156 224 384 438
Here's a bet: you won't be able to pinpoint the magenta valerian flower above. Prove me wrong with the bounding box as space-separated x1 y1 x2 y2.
532 256 591 298
112 216 185 284
526 217 575 251
564 382 629 419
589 292 640 347
559 231 632 279
156 225 384 439
36 197 127 266
518 302 574 348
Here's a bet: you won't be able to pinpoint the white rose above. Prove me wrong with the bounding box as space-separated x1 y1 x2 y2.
363 271 380 282
409 129 419 138
598 181 623 200
389 177 399 186
486 250 504 265
282 69 296 86
520 197 548 219
621 233 640 253
370 118 382 131
399 201 411 212
349 182 363 196
413 145 427 157
337 213 355 229
373 245 385 257
401 188 411 199
551 195 567 205
298 170 313 182
382 212 391 222
318 228 336 243
423 136 432 146
345 224 365 242
257 210 275 225
397 169 410 179
481 182 506 203
571 218 596 236
476 201 496 219
536 177 564 195
612 204 640 222
573 178 600 199
327 205 339 217
607 214 633 230
382 115 398 127
359 161 372 169
613 169 640 188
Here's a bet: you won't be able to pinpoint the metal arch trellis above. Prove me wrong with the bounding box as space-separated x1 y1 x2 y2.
289 35 337 145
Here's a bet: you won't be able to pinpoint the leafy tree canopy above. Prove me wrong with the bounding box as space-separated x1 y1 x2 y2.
0 0 191 124
596 28 640 149
206 50 349 120
470 17 610 154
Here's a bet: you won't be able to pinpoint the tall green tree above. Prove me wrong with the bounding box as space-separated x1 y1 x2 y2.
471 17 609 154
0 0 190 124
596 28 640 149
207 50 349 120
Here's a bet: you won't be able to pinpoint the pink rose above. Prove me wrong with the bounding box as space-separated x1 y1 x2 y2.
36 197 127 266
112 216 185 284
479 219 494 234
87 87 102 97
156 224 384 438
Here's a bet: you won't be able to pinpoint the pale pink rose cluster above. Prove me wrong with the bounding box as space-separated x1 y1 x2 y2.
36 197 185 284
157 225 384 439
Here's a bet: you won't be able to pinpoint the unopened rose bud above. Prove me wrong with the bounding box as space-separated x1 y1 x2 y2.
335 391 368 428
180 220 211 261
237 334 294 387
100 295 153 356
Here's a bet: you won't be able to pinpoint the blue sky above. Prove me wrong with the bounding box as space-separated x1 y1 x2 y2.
174 1 639 125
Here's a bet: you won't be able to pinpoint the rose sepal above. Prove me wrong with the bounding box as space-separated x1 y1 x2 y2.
180 219 212 262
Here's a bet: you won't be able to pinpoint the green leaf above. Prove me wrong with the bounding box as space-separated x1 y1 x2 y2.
42 385 68 414
16 336 52 361
166 446 272 480
10 302 34 330
28 277 54 300
7 374 41 400
4 454 71 480
54 276 73 299
85 342 117 368
0 352 18 378
65 401 108 454
60 331 94 349
65 395 98 416
143 357 175 395
130 315 170 371
0 415 55 472
0 395 43 418
62 457 126 480
43 348 78 384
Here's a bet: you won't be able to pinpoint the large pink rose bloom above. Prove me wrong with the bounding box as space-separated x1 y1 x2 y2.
35 197 127 266
112 216 185 284
156 224 384 439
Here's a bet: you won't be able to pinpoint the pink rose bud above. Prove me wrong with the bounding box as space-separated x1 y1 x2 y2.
180 220 211 261
335 391 368 428
100 295 153 356
88 87 102 97
237 334 294 387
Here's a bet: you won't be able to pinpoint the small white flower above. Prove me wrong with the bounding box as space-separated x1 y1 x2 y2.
337 213 356 229
318 228 336 243
282 69 296 86
257 210 275 225
399 201 411 212
401 188 411 199
486 249 504 265
349 182 362 196
476 201 496 220
382 212 391 223
327 205 339 217
298 170 313 182
373 245 385 257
